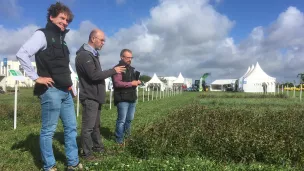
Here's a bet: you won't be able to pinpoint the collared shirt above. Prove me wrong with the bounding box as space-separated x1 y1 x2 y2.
16 31 47 80
113 73 132 88
87 44 99 56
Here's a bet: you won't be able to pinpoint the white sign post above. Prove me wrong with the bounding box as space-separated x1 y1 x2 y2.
143 87 145 102
75 76 80 117
110 89 113 109
300 84 303 102
9 69 25 130
293 85 296 98
148 87 150 101
108 79 113 109
77 84 80 117
136 87 139 104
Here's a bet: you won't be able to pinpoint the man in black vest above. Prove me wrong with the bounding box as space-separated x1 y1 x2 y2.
16 2 82 171
112 49 141 146
75 29 125 160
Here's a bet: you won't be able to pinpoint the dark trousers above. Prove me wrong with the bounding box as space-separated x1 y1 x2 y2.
80 99 104 157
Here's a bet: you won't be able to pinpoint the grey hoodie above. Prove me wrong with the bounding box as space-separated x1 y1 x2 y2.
75 43 116 104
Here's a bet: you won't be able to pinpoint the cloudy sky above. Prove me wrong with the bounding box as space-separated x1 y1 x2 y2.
1 0 304 83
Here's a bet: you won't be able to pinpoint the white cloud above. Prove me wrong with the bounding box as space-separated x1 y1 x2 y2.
0 24 39 58
0 0 22 18
1 0 304 83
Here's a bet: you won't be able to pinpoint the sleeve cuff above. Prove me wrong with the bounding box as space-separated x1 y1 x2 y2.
31 75 39 81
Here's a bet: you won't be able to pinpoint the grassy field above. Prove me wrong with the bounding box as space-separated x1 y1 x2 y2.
0 88 304 170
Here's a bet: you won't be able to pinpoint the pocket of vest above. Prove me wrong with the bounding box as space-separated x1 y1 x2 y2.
51 44 65 59
120 91 136 102
49 44 70 74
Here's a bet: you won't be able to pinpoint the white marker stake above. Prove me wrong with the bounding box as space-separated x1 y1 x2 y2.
300 84 303 102
136 87 139 104
110 89 113 109
8 69 25 130
152 87 154 100
77 85 80 117
14 80 18 130
148 88 150 101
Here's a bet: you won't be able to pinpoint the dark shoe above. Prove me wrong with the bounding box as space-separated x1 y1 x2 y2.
92 148 105 153
82 155 99 162
67 162 83 171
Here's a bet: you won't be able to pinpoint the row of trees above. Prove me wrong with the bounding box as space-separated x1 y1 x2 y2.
139 75 151 83
276 73 304 87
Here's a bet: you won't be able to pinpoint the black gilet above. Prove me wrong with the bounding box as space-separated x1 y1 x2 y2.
35 22 72 88
112 60 137 104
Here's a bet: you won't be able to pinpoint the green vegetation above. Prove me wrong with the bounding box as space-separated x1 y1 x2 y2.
0 89 303 170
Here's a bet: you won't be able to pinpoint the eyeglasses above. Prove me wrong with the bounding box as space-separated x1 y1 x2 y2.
123 56 133 59
94 37 106 42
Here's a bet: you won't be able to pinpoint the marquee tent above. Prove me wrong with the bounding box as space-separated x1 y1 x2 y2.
210 79 237 91
243 62 276 93
238 66 251 91
172 72 185 87
145 73 166 91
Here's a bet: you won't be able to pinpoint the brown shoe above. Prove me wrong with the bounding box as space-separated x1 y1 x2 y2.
48 166 58 171
115 143 125 153
67 162 83 171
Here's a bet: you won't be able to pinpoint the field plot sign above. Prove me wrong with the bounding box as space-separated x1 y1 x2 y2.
9 69 25 130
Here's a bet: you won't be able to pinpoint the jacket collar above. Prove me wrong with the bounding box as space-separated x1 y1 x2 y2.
45 21 70 36
83 43 99 57
118 59 133 69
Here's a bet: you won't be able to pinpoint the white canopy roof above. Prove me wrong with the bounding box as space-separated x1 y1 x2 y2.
146 73 163 84
243 64 255 78
173 72 184 84
244 62 275 80
211 79 237 85
240 66 251 78
145 73 166 90
242 62 276 93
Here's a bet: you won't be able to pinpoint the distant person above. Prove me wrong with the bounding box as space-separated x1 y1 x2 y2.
112 49 141 146
16 2 83 171
262 82 267 94
75 29 125 160
202 80 206 91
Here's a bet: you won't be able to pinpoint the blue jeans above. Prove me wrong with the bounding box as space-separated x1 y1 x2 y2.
39 87 79 170
115 102 136 144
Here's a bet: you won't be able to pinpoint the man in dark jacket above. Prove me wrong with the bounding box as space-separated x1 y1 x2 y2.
112 49 141 145
75 29 125 160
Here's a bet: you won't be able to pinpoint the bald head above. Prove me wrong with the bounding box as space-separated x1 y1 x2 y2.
88 29 105 50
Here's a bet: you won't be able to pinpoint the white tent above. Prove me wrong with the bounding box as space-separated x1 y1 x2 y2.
172 72 185 87
161 76 176 89
238 66 251 91
243 62 276 93
210 79 237 91
145 73 166 91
